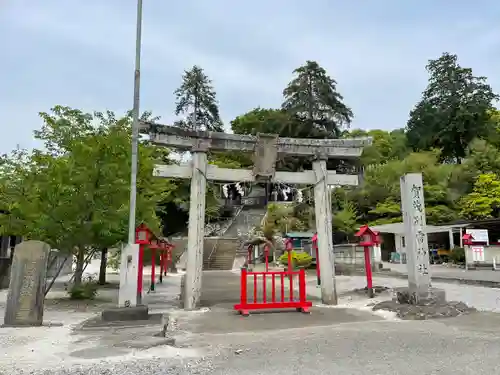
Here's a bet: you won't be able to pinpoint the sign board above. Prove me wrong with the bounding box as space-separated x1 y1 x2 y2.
466 229 489 245
472 246 485 262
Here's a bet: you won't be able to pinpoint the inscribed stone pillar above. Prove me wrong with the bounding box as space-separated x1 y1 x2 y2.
400 173 431 302
312 157 337 305
3 240 51 327
184 148 208 310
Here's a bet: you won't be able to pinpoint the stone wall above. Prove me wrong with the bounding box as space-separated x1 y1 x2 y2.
1 249 73 289
46 251 73 278
333 243 380 274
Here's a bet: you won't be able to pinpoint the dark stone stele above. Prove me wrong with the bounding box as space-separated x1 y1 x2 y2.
3 240 51 327
101 305 149 322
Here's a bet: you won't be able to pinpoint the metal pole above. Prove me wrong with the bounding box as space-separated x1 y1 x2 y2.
128 0 143 244
128 0 143 304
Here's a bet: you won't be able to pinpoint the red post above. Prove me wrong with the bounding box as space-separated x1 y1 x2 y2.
312 234 320 286
287 250 292 272
364 245 374 298
285 239 293 284
247 245 253 268
137 244 144 302
159 251 164 283
150 248 156 292
299 268 306 303
164 248 170 276
264 245 269 272
240 268 247 305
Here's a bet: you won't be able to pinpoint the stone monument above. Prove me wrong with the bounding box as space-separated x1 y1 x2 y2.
3 240 51 327
399 173 445 304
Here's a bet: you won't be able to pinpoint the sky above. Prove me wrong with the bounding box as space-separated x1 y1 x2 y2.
1 0 499 153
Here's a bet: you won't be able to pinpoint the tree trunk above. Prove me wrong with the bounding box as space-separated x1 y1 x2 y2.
74 247 85 286
99 248 108 285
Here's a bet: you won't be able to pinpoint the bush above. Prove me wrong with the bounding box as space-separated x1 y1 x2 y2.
449 247 465 264
279 251 313 269
68 275 99 300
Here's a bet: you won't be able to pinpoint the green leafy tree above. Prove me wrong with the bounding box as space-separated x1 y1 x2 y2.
0 107 171 286
354 151 459 225
230 108 297 136
174 65 223 132
459 173 500 219
282 60 353 138
344 129 409 166
332 201 358 237
406 53 498 162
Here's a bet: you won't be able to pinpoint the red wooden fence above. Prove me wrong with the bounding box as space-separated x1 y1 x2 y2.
234 268 312 316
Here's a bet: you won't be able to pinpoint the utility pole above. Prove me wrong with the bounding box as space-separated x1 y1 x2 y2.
127 0 144 304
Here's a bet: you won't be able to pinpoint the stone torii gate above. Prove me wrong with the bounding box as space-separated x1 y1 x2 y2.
140 122 371 310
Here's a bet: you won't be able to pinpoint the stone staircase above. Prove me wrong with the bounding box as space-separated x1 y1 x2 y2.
203 238 239 270
203 207 266 271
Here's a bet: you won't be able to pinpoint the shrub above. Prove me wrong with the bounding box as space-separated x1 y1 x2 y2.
68 275 99 300
449 247 465 264
279 251 313 269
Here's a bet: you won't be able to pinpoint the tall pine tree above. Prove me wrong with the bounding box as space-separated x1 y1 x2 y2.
406 53 498 162
174 65 223 132
282 60 353 138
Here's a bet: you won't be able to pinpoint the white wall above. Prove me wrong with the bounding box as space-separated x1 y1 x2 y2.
395 234 406 254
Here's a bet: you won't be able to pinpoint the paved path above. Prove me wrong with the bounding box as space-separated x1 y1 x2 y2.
6 269 500 374
305 275 500 313
381 262 500 284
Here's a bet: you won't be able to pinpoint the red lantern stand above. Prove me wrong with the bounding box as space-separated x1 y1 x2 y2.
165 244 174 275
462 233 474 271
264 244 270 272
135 224 153 300
148 238 160 292
312 233 320 286
246 244 254 269
158 241 174 283
354 225 380 298
159 241 166 283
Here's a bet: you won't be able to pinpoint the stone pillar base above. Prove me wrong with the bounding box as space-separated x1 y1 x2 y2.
393 287 446 305
101 305 149 322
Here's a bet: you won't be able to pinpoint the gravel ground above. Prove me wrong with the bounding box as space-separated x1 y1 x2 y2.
4 270 500 374
11 315 500 375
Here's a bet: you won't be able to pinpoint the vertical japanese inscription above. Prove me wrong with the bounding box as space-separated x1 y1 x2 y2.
3 241 50 327
410 183 429 275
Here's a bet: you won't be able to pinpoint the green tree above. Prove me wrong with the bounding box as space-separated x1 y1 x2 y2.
174 65 223 132
332 201 358 237
282 60 353 138
0 107 171 286
406 53 498 162
230 108 297 136
354 151 459 225
459 173 500 219
344 129 409 166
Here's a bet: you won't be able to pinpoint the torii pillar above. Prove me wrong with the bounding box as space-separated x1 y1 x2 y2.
184 142 208 310
313 154 337 305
